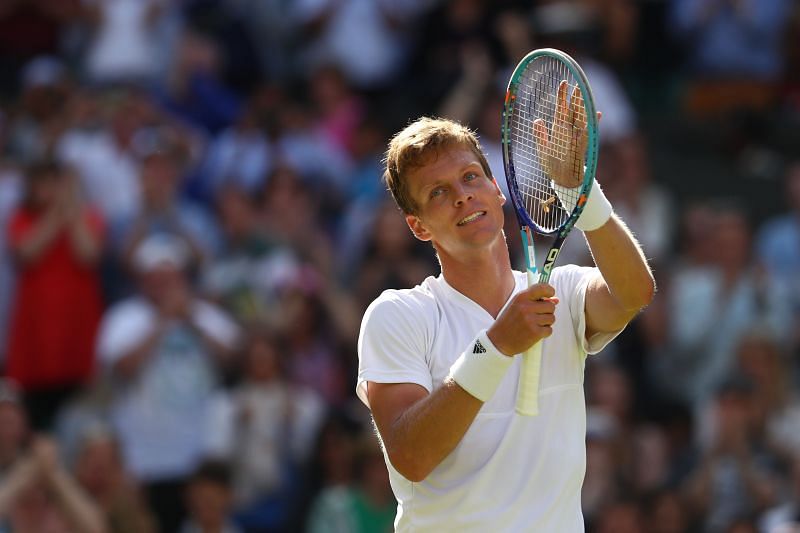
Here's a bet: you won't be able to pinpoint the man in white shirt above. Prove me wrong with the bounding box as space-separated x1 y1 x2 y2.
357 117 654 531
96 234 240 532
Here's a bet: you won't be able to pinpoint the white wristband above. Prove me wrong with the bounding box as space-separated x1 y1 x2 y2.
553 179 613 232
448 330 513 402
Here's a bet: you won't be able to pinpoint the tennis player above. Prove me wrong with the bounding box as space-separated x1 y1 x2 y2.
357 117 654 531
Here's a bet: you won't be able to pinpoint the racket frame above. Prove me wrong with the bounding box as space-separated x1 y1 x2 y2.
501 48 599 415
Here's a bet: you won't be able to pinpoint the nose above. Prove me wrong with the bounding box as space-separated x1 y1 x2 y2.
453 184 473 207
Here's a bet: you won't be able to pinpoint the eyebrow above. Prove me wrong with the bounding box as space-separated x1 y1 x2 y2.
415 161 484 198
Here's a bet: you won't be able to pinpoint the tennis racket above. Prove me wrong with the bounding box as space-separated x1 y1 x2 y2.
501 48 599 416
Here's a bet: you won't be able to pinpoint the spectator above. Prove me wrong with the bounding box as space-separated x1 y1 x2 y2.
670 0 792 81
0 1 77 94
734 333 800 463
73 424 156 533
198 103 275 199
56 90 144 228
7 56 71 164
120 136 221 268
670 0 794 117
0 436 106 533
0 379 29 478
642 489 691 533
258 166 335 275
201 185 299 326
5 160 104 430
308 64 365 159
760 454 800 533
755 162 800 353
279 266 353 407
592 499 645 533
82 0 173 85
349 202 437 308
306 432 395 533
181 460 243 533
206 329 325 531
684 376 780 532
656 203 790 408
155 30 241 135
95 233 240 532
290 0 426 90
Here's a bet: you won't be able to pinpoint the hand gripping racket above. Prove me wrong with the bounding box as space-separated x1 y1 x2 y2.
501 48 599 416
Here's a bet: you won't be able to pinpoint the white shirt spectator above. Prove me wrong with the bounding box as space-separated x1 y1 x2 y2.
96 297 239 481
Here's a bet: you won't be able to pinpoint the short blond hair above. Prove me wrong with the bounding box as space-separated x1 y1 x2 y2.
383 117 493 215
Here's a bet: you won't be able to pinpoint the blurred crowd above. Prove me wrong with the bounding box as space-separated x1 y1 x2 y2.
0 0 799 532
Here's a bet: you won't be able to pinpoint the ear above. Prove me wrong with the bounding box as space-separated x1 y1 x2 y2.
406 214 432 242
491 177 507 206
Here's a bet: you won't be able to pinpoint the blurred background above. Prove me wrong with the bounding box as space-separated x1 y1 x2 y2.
0 0 798 532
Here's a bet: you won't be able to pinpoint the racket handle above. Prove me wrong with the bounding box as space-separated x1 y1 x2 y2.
516 342 542 416
516 269 543 416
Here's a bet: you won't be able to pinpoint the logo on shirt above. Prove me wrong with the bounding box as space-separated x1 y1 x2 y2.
473 340 487 354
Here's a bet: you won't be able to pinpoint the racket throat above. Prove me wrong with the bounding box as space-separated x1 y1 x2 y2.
521 227 539 284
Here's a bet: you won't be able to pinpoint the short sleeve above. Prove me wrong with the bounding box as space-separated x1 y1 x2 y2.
552 264 626 356
357 290 434 407
95 299 158 366
192 301 241 350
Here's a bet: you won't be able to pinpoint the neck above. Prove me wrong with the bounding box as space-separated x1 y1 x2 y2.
438 233 516 318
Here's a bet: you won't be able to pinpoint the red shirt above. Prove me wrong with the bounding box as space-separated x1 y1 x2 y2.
5 208 105 389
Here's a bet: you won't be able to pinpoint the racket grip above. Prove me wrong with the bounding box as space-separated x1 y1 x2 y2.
517 268 542 416
516 341 543 416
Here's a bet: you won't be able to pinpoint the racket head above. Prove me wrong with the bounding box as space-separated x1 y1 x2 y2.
501 48 599 237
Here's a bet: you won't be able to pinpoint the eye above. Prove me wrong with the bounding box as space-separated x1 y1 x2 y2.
430 187 445 199
464 172 478 182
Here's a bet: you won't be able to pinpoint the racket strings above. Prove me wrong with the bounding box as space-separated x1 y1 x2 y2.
509 57 584 232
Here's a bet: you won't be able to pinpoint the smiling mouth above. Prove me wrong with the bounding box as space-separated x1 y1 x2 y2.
457 211 486 226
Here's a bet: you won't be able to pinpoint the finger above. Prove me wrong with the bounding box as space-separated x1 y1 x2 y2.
531 300 557 315
537 313 556 327
538 325 553 339
597 111 602 122
525 283 556 300
533 118 549 155
555 80 569 131
571 86 586 131
567 85 580 127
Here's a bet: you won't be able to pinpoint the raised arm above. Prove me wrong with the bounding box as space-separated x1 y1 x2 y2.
583 214 655 337
534 92 655 337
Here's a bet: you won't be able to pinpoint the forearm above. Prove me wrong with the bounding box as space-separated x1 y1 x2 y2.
584 214 655 312
0 457 38 516
49 468 107 533
14 212 64 264
378 379 482 482
68 217 102 265
113 325 166 378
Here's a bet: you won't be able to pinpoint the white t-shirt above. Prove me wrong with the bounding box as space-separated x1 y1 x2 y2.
96 297 240 481
357 265 623 532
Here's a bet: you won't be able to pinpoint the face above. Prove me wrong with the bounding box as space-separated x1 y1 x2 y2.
404 145 505 258
186 480 230 527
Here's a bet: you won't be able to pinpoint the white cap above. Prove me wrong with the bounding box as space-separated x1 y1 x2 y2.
131 233 191 273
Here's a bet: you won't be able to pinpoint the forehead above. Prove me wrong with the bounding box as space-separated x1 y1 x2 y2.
406 145 482 188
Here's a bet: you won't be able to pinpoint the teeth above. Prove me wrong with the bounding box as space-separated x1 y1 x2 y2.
458 211 485 225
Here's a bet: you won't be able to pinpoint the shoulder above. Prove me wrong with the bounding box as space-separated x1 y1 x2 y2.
361 278 439 330
102 297 155 324
98 297 157 340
